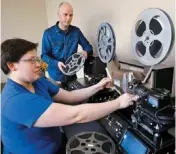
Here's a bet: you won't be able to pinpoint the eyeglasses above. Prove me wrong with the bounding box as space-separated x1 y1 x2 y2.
19 57 48 71
19 57 41 64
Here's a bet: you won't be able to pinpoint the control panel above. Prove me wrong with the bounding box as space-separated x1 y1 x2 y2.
99 113 130 143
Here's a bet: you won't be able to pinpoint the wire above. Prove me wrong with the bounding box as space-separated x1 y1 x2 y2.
154 105 172 129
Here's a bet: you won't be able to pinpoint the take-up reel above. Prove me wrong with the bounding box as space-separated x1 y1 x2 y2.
131 8 174 66
62 52 85 76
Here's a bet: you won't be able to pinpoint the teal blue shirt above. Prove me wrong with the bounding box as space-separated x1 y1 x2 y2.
1 77 61 154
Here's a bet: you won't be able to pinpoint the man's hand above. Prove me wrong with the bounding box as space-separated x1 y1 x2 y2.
82 51 88 59
58 62 66 73
117 93 137 109
95 78 112 91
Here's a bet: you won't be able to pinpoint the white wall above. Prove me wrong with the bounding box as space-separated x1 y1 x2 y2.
1 0 48 82
45 0 175 66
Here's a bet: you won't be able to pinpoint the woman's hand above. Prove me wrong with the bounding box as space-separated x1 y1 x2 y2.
117 93 138 109
95 78 112 91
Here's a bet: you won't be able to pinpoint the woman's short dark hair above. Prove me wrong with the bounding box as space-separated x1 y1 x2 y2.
1 38 38 74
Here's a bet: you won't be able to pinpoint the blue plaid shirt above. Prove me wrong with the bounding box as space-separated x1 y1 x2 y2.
41 22 93 82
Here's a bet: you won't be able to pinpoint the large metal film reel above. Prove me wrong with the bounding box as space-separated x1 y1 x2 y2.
96 23 116 63
62 53 85 76
66 132 116 154
131 8 174 66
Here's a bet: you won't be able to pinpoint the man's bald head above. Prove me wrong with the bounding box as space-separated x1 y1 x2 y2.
58 2 73 14
57 2 73 30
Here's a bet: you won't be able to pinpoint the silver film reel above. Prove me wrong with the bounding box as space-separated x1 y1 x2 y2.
96 23 116 63
62 53 85 76
131 8 174 66
66 132 116 154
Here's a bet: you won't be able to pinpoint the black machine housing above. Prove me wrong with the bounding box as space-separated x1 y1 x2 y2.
84 55 107 86
66 56 175 154
120 78 175 149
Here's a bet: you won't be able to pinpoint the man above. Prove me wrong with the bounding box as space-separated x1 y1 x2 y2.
41 2 93 85
1 38 135 154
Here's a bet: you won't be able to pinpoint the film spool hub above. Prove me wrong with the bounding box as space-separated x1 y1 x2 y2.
131 8 174 66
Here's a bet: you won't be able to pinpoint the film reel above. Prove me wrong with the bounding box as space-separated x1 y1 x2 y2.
131 8 174 66
66 132 116 154
62 52 85 76
96 23 116 63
